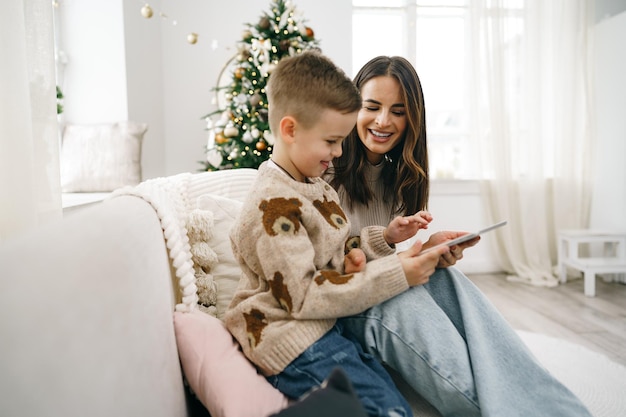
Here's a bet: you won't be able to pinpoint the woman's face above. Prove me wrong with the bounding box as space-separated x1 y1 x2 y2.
356 75 407 164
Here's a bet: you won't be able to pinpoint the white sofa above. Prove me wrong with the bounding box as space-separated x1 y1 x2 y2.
0 169 441 417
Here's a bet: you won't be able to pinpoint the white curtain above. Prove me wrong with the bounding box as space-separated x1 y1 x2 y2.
470 0 593 286
0 0 61 241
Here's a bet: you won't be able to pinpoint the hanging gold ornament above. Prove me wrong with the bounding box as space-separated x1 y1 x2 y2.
141 4 153 19
234 67 245 80
187 33 198 44
215 133 228 145
256 141 267 151
305 26 314 38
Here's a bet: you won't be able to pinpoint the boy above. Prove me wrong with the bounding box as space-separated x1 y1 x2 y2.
223 51 447 417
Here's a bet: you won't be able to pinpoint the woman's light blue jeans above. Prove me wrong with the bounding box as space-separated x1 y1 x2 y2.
339 267 593 417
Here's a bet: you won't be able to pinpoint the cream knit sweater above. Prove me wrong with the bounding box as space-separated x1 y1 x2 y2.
332 161 396 237
224 161 409 376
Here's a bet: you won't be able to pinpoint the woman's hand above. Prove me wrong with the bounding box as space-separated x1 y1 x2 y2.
423 231 480 267
384 211 432 245
397 240 449 286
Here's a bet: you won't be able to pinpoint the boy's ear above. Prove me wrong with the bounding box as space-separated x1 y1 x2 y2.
279 116 297 144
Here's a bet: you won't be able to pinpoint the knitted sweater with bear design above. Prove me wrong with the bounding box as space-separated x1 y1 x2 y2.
223 161 409 376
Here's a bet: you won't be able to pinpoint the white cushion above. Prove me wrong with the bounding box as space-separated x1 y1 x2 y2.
60 121 147 192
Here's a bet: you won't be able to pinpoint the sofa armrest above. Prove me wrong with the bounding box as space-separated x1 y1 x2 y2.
0 196 188 417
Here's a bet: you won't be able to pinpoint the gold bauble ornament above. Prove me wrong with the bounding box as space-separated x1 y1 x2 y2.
141 4 153 19
256 141 267 151
187 33 198 45
215 133 228 145
305 26 314 38
234 67 245 79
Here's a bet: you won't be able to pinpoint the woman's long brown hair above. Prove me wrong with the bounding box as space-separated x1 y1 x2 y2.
329 56 429 215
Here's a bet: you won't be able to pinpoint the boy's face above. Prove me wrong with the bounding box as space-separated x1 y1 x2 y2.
288 109 357 180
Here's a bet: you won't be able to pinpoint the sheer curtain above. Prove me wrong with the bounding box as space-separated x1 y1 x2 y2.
1 0 61 241
470 0 593 286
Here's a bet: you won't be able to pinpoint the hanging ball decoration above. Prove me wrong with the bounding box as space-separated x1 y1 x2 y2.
187 33 199 44
259 17 271 30
249 94 262 107
141 4 154 19
223 126 239 137
242 29 253 40
305 26 314 38
215 132 229 145
279 39 290 52
256 141 268 151
234 67 245 79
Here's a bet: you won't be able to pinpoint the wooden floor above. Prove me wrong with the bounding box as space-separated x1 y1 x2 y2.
467 273 626 367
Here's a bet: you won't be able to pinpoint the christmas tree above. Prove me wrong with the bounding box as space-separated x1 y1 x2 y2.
201 0 319 171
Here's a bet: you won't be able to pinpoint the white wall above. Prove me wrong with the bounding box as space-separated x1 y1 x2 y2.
589 10 626 232
58 0 127 123
122 0 165 183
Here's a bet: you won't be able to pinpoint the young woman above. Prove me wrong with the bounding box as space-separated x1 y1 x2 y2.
327 56 592 417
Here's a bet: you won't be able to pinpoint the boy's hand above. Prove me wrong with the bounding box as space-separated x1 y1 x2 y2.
384 211 432 245
344 248 366 274
397 240 449 286
423 231 480 267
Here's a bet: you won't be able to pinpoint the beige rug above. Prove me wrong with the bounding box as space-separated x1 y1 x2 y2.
397 331 626 417
519 330 626 417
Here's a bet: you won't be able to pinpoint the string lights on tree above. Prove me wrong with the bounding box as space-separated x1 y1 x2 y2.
200 0 319 171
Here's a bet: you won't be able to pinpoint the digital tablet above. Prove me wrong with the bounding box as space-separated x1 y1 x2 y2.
420 220 508 255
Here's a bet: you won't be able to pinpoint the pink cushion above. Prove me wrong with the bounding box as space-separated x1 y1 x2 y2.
174 310 289 417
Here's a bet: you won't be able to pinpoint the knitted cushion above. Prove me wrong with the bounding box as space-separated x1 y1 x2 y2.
112 168 258 313
196 193 244 319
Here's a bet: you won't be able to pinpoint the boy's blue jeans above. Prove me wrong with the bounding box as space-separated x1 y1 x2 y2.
266 322 412 417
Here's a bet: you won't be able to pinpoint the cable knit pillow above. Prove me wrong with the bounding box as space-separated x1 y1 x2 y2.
60 121 147 192
173 310 289 417
196 193 245 319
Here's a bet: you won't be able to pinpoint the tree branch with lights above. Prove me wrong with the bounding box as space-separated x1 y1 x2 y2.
201 0 319 171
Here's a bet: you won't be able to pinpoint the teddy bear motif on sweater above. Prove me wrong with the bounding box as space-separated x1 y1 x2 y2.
243 195 354 350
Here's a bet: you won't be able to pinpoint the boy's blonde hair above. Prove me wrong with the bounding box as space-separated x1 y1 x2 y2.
266 50 361 134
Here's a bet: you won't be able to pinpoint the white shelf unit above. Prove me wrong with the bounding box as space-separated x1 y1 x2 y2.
558 230 626 297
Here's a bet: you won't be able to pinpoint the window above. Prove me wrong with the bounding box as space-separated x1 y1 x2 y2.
352 0 524 179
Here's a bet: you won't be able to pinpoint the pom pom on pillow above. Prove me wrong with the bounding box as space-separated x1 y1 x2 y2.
188 209 215 242
195 194 246 319
173 310 289 417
